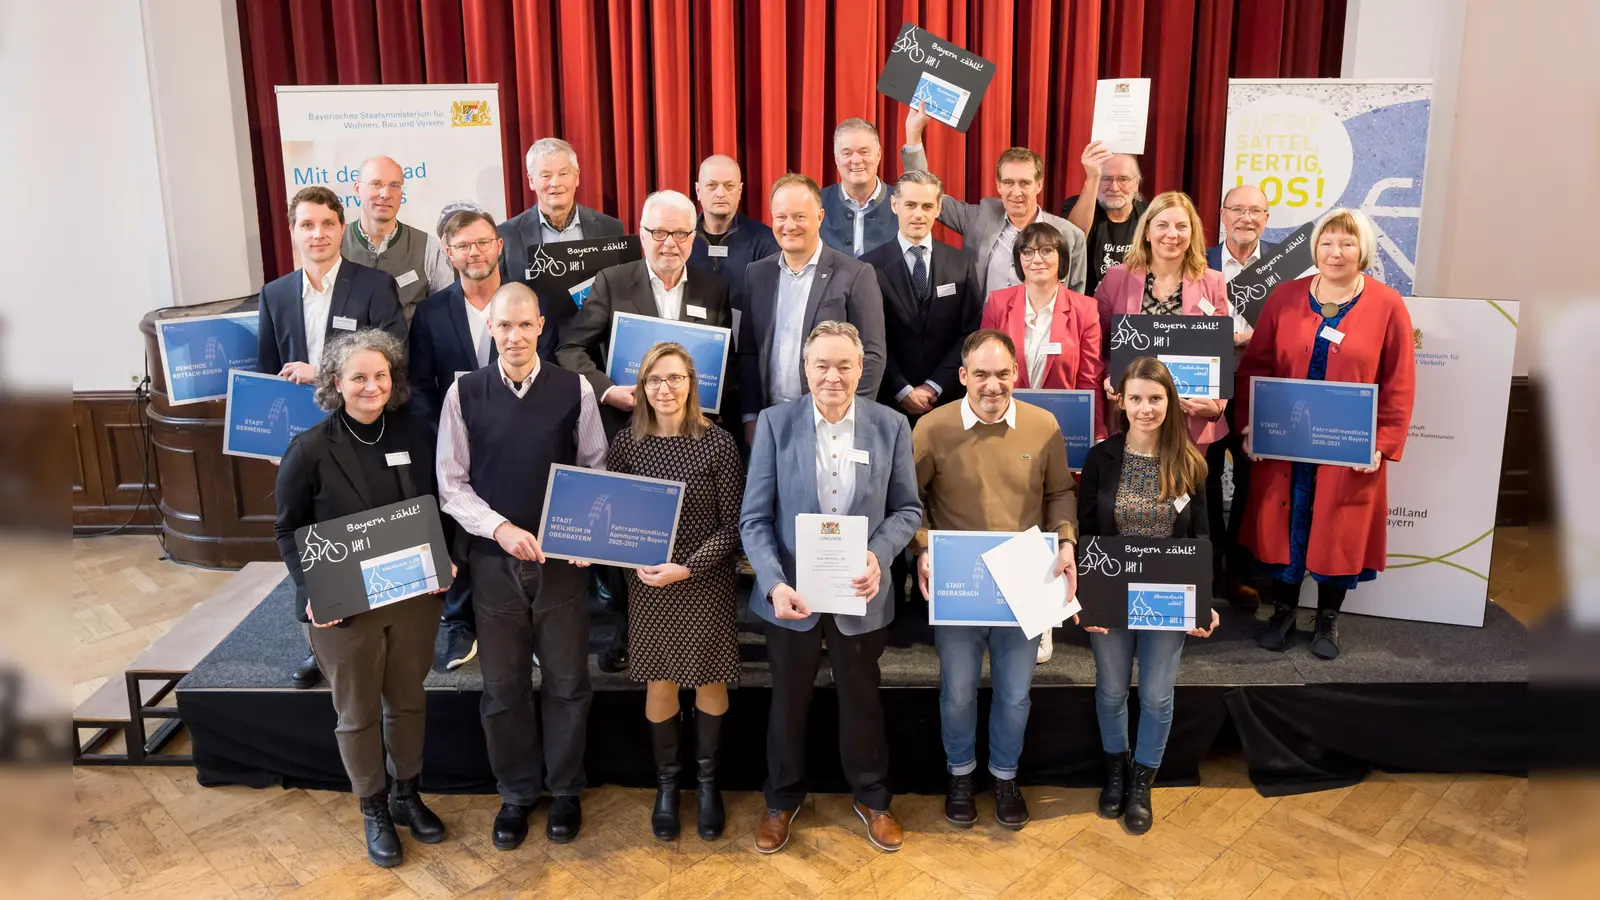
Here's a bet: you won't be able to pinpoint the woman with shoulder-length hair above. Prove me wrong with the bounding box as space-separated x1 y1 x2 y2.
274 329 448 868
1075 356 1220 836
1236 208 1415 660
604 342 746 842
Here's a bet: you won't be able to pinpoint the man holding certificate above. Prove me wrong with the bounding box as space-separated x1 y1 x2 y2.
739 322 921 856
911 329 1078 831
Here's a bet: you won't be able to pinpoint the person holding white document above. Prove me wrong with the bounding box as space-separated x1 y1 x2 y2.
911 329 1078 831
739 321 921 856
1075 357 1220 837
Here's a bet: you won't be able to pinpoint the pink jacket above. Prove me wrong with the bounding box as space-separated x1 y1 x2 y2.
979 284 1102 391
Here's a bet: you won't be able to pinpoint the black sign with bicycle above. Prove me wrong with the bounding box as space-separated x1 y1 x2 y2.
1107 314 1237 399
1074 536 1213 629
876 24 996 133
1226 220 1316 327
521 235 644 326
294 495 454 623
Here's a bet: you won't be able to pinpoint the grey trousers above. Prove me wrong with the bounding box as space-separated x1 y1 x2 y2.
307 595 442 799
470 550 592 804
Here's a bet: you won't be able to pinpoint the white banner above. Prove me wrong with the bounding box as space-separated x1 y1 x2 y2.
275 85 507 249
1295 296 1520 626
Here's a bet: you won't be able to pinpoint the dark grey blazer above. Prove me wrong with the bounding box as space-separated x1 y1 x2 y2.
496 203 625 284
257 260 405 375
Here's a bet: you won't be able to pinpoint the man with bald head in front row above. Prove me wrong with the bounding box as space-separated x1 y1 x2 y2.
341 156 456 322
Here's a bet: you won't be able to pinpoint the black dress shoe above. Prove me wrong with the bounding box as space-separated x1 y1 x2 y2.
547 795 582 843
359 790 403 868
291 653 321 690
944 773 977 827
1098 751 1131 819
1310 609 1341 660
434 622 478 674
492 802 534 850
1257 603 1297 652
1123 763 1158 835
597 643 629 674
389 776 446 843
992 777 1030 830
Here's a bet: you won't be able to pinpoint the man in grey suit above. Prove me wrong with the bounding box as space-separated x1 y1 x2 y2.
739 174 888 438
740 321 921 857
900 103 1088 296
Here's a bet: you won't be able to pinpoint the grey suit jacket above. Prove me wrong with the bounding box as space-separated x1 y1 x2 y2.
739 244 887 418
900 144 1088 294
739 396 922 635
496 203 625 283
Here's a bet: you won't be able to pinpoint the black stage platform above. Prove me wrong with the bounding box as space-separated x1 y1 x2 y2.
177 578 1528 798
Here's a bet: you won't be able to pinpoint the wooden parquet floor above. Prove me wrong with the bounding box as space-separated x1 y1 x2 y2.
72 534 1543 899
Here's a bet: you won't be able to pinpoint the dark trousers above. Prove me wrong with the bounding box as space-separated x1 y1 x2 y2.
440 562 474 629
763 617 892 811
1206 429 1253 587
471 550 592 803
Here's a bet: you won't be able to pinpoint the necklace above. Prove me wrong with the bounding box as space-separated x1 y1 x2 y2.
1314 275 1362 318
340 412 386 445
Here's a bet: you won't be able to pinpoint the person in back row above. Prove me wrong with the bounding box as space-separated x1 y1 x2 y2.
820 118 897 257
340 156 455 322
1061 141 1147 295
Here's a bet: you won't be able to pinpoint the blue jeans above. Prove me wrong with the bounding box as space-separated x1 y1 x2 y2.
1089 629 1186 768
934 625 1039 780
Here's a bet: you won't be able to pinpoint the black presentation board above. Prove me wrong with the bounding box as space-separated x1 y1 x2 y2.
876 24 997 134
520 235 644 326
295 495 454 623
1226 220 1315 327
1107 314 1237 399
1075 535 1213 629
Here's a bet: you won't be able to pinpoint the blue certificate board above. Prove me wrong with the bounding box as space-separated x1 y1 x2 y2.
1249 376 1379 467
155 312 260 405
538 464 686 568
222 370 326 461
927 530 1058 627
1074 536 1212 629
296 495 454 622
604 312 731 413
1014 389 1097 471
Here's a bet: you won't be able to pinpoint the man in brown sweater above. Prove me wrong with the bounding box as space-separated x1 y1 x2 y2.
911 329 1078 831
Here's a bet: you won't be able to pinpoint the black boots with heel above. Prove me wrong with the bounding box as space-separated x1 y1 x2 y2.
648 716 682 840
694 710 726 839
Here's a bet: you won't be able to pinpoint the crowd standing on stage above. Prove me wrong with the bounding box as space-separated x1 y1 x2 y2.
267 97 1415 868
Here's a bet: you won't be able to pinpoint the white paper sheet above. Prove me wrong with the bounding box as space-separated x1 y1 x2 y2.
1091 78 1152 155
795 514 868 616
981 526 1081 639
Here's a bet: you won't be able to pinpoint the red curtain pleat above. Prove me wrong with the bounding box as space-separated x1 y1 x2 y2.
237 0 1346 281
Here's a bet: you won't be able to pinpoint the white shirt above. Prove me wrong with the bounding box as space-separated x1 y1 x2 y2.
463 296 493 367
960 395 1017 430
301 256 343 367
814 399 858 514
1023 296 1056 389
842 180 886 256
894 233 942 402
647 264 686 321
1219 240 1263 336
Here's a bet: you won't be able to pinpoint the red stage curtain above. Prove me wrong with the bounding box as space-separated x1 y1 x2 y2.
239 0 1346 278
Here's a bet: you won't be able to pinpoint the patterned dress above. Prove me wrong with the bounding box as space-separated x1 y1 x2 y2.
1113 450 1178 537
1141 271 1184 316
606 424 745 685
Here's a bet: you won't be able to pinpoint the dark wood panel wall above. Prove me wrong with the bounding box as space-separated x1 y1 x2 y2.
73 392 162 534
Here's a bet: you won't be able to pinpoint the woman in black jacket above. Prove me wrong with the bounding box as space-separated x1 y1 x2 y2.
1076 356 1219 836
274 329 446 868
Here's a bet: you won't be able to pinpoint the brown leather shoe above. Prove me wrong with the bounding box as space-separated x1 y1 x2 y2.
853 803 903 852
754 807 798 854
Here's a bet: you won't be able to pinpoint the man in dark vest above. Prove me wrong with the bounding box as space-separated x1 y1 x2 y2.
436 282 608 849
341 156 455 323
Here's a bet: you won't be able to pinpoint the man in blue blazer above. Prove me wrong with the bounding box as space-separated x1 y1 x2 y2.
739 321 921 856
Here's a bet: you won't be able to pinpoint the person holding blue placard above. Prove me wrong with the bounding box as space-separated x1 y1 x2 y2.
1074 357 1219 836
605 343 744 842
1235 209 1416 660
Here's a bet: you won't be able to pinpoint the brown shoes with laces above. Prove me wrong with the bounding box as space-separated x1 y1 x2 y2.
754 807 798 854
853 803 904 852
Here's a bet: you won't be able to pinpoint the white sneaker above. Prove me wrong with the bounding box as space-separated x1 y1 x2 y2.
1037 629 1054 663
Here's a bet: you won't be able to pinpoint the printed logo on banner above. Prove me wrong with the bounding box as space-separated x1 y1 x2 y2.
451 101 491 126
1414 328 1424 351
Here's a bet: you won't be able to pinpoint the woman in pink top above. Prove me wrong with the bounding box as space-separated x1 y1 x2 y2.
979 221 1102 391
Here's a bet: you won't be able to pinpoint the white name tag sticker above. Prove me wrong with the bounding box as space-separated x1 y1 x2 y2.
1320 326 1346 345
706 245 729 258
686 304 707 319
1173 493 1190 513
847 448 870 465
395 269 420 288
1042 341 1062 355
385 452 411 467
332 316 358 331
936 282 957 297
1198 299 1216 315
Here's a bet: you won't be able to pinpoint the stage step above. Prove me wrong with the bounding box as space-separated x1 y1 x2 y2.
73 561 286 766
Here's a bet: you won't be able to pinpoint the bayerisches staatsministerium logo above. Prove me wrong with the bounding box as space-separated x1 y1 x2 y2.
820 521 841 535
1413 327 1424 351
451 100 492 127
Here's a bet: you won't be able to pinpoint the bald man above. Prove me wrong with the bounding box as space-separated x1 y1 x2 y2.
1208 184 1273 284
342 156 456 321
1061 140 1147 295
688 154 780 311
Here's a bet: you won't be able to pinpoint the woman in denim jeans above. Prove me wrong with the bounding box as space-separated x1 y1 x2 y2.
1075 357 1220 834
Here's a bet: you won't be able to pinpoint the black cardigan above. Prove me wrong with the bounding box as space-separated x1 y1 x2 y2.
1076 432 1209 539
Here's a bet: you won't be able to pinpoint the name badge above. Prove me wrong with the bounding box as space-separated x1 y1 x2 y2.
847 448 870 465
385 452 411 467
1198 299 1216 315
1319 326 1346 345
686 304 707 319
936 283 957 297
332 316 357 331
395 269 420 288
1041 341 1062 355
707 245 730 258
1172 493 1190 513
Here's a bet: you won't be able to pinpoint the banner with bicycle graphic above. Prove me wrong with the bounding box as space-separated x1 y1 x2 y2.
1106 314 1236 399
521 235 644 322
1073 536 1213 630
294 495 454 623
155 311 260 406
876 24 997 133
1222 79 1432 297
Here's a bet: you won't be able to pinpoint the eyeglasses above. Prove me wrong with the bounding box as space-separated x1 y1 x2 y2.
1223 206 1270 220
645 374 689 390
1099 175 1138 187
1018 247 1058 260
643 228 694 244
448 238 500 253
364 180 404 192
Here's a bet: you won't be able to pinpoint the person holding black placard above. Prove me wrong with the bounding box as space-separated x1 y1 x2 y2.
1074 356 1219 836
273 329 448 868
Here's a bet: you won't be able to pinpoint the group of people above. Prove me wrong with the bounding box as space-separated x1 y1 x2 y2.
266 100 1416 869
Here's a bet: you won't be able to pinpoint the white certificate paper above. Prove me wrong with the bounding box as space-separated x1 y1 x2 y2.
795 514 868 616
1091 78 1152 155
980 527 1081 640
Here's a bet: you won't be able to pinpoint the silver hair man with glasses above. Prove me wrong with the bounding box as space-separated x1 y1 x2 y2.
1061 141 1147 295
497 137 624 288
341 156 456 323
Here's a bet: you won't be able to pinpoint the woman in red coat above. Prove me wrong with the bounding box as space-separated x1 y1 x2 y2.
980 221 1102 393
1235 208 1416 659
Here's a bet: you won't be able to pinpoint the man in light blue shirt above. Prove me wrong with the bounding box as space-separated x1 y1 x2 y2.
769 245 821 405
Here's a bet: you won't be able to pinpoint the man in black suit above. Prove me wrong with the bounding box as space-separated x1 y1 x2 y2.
256 185 405 690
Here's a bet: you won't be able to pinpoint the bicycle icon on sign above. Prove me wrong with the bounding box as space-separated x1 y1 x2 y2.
893 26 924 63
1077 537 1123 578
300 525 349 571
1109 318 1150 351
525 245 569 280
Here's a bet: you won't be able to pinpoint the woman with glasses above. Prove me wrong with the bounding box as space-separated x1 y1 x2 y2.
604 342 746 842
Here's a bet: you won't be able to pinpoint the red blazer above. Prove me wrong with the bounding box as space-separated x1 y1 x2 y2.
1094 264 1233 447
1233 275 1416 576
980 283 1102 391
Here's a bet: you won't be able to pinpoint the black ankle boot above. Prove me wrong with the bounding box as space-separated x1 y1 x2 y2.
694 710 726 840
1310 609 1341 659
1098 751 1131 819
648 717 682 840
1257 602 1297 651
1123 763 1158 835
388 775 445 844
359 789 403 867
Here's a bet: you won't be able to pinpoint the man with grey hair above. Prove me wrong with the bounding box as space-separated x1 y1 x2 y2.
1060 141 1147 295
820 118 896 257
341 156 455 322
496 137 624 291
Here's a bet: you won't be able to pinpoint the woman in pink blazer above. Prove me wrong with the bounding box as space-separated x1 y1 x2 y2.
1093 191 1231 449
979 221 1102 392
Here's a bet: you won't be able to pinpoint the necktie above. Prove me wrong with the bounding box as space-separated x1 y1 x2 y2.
910 246 930 313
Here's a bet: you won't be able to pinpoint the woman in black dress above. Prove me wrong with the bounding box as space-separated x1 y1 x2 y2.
605 342 745 842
